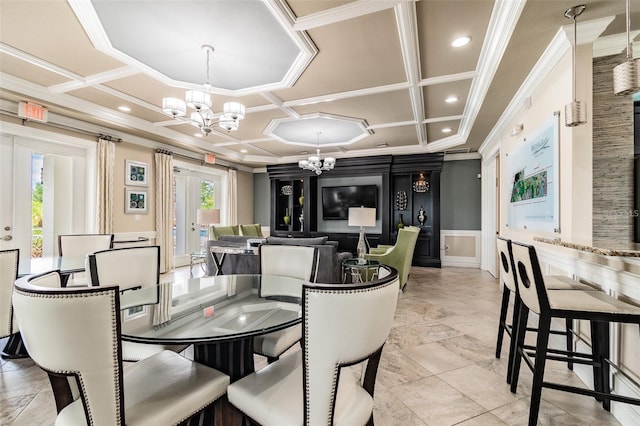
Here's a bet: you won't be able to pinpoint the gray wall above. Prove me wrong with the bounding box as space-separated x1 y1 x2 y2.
592 53 634 244
440 159 481 230
253 172 271 226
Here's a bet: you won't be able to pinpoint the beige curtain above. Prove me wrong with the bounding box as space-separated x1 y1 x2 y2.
96 138 115 233
155 150 174 273
227 168 237 225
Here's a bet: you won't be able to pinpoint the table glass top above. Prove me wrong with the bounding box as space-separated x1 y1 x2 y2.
343 258 381 267
120 274 303 344
18 256 87 277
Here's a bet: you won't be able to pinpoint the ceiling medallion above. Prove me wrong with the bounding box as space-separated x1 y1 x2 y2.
298 132 336 175
161 45 246 135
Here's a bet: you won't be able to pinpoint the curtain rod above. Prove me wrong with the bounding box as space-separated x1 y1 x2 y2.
156 149 235 170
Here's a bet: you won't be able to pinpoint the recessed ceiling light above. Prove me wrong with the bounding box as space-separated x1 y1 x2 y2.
376 143 388 148
451 36 471 47
194 133 203 138
442 127 453 133
445 96 458 103
240 149 247 153
118 105 131 112
299 151 308 155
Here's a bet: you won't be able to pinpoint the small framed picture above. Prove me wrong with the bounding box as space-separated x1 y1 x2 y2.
125 160 149 186
125 189 148 213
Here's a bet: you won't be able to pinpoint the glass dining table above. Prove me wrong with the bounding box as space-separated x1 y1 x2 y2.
119 274 304 382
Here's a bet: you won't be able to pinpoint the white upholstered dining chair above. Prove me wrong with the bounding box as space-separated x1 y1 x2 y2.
0 249 20 357
253 244 317 363
228 266 399 425
58 233 114 285
88 245 188 362
12 278 229 426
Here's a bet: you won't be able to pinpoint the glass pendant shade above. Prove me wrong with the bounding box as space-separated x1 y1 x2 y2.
185 90 212 110
614 0 640 95
564 100 587 127
613 59 640 95
162 97 187 117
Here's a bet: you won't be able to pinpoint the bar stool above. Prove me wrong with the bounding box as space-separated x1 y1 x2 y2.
495 237 595 383
509 240 640 426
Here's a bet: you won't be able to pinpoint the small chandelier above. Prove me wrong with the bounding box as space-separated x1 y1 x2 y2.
161 45 246 135
564 4 587 127
298 132 336 175
412 173 429 192
613 0 640 95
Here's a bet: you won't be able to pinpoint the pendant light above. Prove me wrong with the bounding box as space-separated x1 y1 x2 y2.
564 4 587 127
613 0 640 95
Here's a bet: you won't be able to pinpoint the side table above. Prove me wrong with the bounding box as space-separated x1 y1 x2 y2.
342 258 381 283
189 252 207 275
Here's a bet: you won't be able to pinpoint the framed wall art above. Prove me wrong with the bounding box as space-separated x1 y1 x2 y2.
125 160 149 186
125 189 148 214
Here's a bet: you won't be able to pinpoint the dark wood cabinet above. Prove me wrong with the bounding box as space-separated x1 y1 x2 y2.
267 154 442 267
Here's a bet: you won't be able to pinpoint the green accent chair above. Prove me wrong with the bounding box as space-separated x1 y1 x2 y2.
210 225 239 240
365 226 420 291
240 223 262 237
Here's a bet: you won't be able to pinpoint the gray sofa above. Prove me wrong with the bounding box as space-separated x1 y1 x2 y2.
206 235 352 284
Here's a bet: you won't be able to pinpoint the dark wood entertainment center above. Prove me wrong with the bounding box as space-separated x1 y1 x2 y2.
267 153 443 267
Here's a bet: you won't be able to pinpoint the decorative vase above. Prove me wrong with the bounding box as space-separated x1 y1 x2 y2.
299 211 304 232
417 206 427 226
299 188 304 206
396 213 405 230
283 208 291 225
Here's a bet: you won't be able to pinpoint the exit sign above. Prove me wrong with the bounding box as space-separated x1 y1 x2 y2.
204 153 216 164
18 102 48 123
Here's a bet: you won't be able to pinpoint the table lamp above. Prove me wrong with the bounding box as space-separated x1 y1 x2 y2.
348 206 376 264
196 208 221 241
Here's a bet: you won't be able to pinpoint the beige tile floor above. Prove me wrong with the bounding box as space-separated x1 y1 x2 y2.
1 266 625 425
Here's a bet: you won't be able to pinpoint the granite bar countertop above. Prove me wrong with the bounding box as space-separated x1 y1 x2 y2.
533 237 640 257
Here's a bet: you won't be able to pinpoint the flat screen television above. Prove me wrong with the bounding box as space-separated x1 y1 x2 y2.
322 185 377 220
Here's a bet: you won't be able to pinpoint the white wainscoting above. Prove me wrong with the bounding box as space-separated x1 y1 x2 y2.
440 230 481 268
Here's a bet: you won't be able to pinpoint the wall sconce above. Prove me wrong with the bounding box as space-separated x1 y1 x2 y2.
564 4 587 126
412 173 430 193
510 124 524 137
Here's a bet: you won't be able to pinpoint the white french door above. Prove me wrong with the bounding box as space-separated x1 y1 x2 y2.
172 160 225 267
0 129 95 259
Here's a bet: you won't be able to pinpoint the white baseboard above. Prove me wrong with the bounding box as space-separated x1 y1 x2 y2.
440 230 481 268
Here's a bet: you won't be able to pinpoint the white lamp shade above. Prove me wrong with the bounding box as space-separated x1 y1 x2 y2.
196 208 220 225
185 90 212 110
162 97 187 117
223 102 246 120
348 207 376 227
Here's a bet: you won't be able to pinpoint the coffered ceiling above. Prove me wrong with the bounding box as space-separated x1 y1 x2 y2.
0 0 636 169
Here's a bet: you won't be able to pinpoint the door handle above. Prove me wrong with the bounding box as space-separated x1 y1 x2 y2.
1 235 12 241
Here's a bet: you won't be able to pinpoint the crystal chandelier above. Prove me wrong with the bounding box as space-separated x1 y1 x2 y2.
161 45 246 135
298 132 336 175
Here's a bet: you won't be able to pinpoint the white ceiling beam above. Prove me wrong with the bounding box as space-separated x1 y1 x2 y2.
49 66 140 93
292 0 402 31
394 1 426 145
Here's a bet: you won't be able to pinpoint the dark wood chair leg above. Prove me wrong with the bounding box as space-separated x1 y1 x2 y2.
506 296 521 385
510 302 529 393
496 286 511 359
565 318 574 370
528 315 552 426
